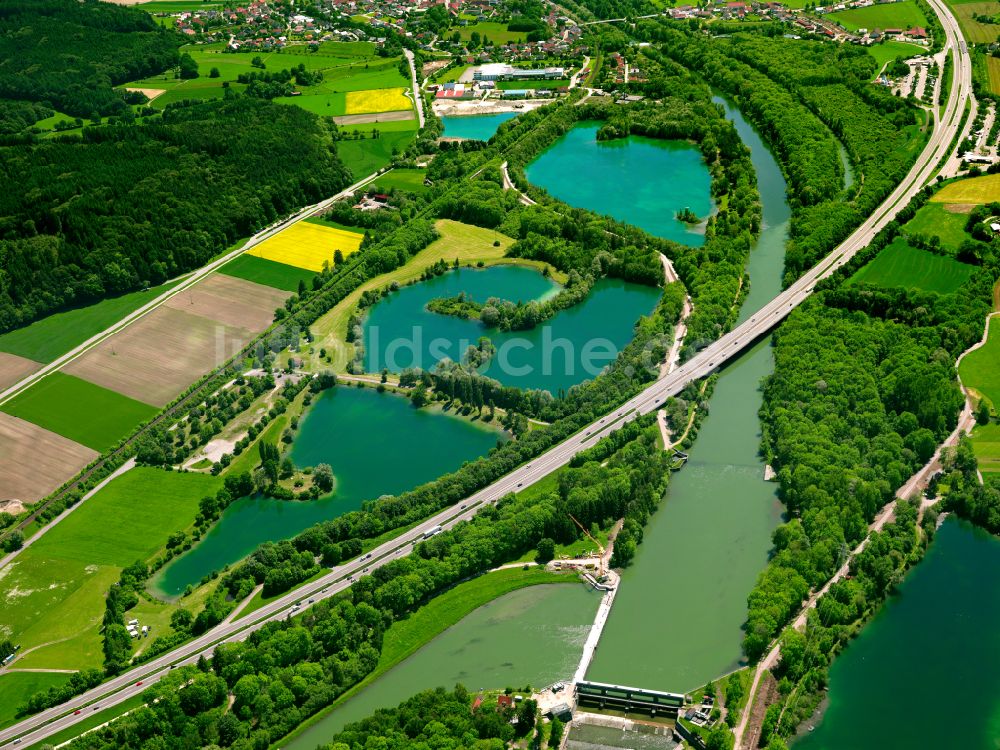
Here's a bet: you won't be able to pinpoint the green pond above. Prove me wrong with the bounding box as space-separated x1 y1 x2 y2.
362 265 662 394
441 112 518 141
524 122 714 246
152 387 501 596
794 518 1000 749
586 96 791 692
284 582 600 749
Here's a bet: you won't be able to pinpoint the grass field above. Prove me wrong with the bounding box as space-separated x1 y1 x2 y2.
454 21 531 45
369 168 430 194
932 173 1000 203
30 468 220 567
0 413 97 503
344 87 411 115
336 130 417 176
310 219 561 367
0 469 220 676
0 372 158 452
0 672 72 728
826 0 928 31
278 566 569 747
903 202 972 250
866 40 927 68
848 238 977 293
0 281 177 364
989 55 1000 95
960 316 1000 411
220 254 316 292
248 220 364 272
946 0 1000 43
970 421 1000 474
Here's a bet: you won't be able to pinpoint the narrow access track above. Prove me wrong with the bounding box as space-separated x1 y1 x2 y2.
0 1 973 744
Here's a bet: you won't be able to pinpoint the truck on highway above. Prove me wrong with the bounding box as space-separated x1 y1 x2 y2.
422 525 443 539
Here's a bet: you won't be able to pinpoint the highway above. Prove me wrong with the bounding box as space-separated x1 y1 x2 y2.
0 1 973 745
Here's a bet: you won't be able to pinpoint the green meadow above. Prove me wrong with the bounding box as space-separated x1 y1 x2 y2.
0 469 220 680
336 131 417 176
455 21 532 45
960 317 1000 412
904 202 972 251
0 282 177 364
0 672 73 728
827 0 928 31
866 40 927 69
220 256 316 292
0 373 158 452
848 238 977 294
970 422 1000 475
370 168 430 194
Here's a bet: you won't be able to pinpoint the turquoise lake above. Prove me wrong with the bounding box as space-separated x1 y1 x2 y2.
152 387 500 596
795 518 1000 749
362 265 662 394
441 112 518 140
524 122 714 246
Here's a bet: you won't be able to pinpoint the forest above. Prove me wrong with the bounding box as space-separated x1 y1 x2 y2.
0 0 179 119
0 97 351 331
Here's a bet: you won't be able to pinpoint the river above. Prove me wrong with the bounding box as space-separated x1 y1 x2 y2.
284 582 600 749
585 98 790 692
525 122 714 246
362 265 662 395
794 518 1000 749
152 387 501 596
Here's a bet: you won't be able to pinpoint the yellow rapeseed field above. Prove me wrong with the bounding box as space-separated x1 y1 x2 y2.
344 87 412 115
248 221 364 273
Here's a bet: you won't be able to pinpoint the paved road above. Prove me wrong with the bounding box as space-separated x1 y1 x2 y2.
403 49 425 129
0 1 973 744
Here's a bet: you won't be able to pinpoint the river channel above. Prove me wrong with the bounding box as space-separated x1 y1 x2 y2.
794 518 1000 749
152 387 501 596
586 97 789 691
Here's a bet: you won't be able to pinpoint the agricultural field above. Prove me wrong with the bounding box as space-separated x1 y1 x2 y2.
826 0 929 31
370 168 431 194
162 274 288 333
309 219 561 369
847 238 977 293
344 87 411 115
0 281 177 364
959 316 1000 411
0 414 97 503
989 55 1000 95
945 0 1000 43
62 275 285 407
247 220 364 272
335 130 418 176
0 372 158 452
932 173 1000 203
63 306 255 408
0 469 219 677
0 353 40 391
126 41 408 115
454 21 534 45
903 201 973 250
866 40 927 68
220 254 316 293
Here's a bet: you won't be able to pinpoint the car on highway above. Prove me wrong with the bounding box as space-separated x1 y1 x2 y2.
136 681 142 686
74 710 81 715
